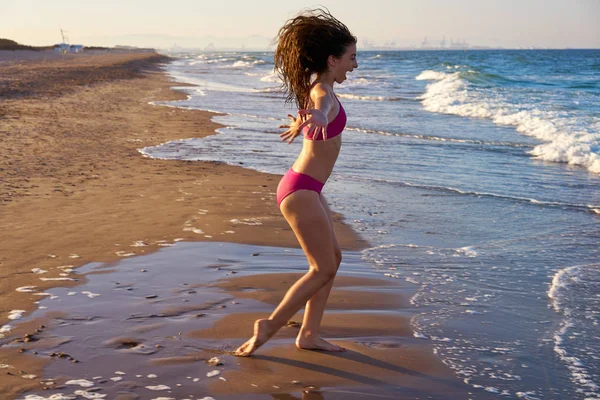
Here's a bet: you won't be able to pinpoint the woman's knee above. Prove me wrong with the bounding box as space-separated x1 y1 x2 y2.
309 265 337 282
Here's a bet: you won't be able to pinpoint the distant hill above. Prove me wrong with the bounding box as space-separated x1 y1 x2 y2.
0 38 51 51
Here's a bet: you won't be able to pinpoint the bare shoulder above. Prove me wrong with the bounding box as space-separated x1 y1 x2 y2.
309 82 334 103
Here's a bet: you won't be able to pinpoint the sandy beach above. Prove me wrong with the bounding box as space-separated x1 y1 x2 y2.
0 51 478 399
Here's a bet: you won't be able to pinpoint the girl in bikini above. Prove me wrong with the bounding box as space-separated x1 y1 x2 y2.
235 8 358 357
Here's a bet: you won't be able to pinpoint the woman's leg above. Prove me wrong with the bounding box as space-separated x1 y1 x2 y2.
234 190 339 357
296 194 344 351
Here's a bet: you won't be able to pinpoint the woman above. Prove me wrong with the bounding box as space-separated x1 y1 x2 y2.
235 8 358 357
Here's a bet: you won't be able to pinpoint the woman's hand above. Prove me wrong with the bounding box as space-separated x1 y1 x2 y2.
298 108 328 140
279 113 303 144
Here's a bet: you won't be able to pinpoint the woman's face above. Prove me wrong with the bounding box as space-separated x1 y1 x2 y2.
332 43 358 84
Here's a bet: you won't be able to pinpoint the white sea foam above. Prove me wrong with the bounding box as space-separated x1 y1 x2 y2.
115 251 135 257
73 391 106 399
255 86 280 93
65 379 95 387
516 392 541 399
344 77 374 87
548 265 578 312
31 268 48 274
230 60 253 68
0 324 12 339
336 93 400 101
16 286 37 293
260 72 280 83
32 292 53 297
8 310 26 320
456 246 478 258
206 57 235 64
416 69 600 174
146 385 170 390
548 264 600 397
183 227 204 234
230 218 262 226
416 70 449 81
40 277 76 281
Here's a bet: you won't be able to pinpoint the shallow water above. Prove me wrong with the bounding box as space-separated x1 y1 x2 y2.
13 242 443 400
138 49 600 399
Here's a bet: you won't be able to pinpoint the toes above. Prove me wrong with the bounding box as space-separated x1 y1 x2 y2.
234 341 251 356
235 338 260 357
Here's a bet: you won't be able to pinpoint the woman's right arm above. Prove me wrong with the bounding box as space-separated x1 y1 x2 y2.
298 83 334 140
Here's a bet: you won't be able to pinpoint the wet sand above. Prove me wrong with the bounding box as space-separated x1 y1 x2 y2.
0 51 477 399
6 242 485 399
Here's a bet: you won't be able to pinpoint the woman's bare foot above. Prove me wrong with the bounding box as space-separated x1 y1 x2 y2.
234 318 278 357
296 333 346 352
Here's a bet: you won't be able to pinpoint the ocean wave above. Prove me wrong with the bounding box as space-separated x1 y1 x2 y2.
260 72 281 83
254 87 280 93
548 264 600 398
416 69 600 174
355 176 600 213
222 60 254 69
416 70 449 81
336 93 408 102
206 57 236 64
345 127 533 148
344 77 375 87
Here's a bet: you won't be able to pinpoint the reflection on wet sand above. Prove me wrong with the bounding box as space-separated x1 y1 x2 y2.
8 242 482 399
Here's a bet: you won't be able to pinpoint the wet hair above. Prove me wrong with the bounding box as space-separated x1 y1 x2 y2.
274 8 356 109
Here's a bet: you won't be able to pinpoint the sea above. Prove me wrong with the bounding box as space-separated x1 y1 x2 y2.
140 49 600 399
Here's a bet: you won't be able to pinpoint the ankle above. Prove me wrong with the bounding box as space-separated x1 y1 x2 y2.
265 317 286 332
298 327 318 338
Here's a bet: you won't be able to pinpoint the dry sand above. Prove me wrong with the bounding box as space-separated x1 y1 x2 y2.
0 51 478 399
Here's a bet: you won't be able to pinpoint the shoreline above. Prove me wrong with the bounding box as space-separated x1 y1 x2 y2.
0 51 364 397
0 54 485 399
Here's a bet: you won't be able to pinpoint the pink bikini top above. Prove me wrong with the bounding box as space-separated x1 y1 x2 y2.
302 96 346 141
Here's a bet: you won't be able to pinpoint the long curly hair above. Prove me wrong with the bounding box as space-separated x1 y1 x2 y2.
274 8 356 109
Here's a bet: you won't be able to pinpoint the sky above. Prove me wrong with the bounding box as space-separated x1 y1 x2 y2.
1 0 599 49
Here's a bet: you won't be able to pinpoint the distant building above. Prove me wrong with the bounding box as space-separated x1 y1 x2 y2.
54 43 84 53
54 43 69 53
449 38 469 49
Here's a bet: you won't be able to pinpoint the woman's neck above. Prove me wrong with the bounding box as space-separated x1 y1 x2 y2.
314 71 335 87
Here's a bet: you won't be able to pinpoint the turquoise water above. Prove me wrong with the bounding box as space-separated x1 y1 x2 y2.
142 49 600 399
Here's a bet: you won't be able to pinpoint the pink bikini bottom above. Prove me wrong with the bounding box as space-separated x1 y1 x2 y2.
276 168 324 206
